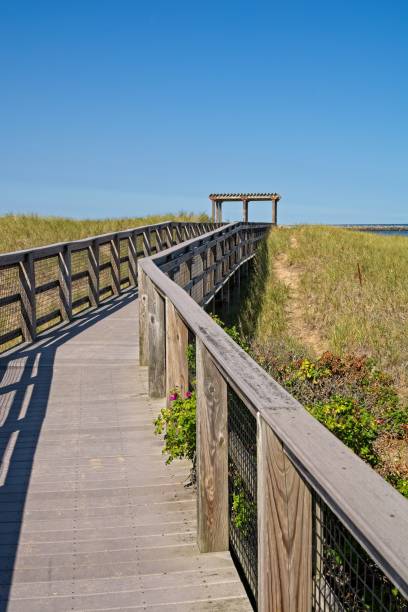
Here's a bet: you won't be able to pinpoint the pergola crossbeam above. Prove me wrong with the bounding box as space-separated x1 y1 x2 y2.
209 193 281 224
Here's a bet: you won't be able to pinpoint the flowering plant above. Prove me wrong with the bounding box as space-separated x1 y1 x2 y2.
154 388 196 466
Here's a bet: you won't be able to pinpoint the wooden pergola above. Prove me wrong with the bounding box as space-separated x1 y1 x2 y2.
209 192 281 224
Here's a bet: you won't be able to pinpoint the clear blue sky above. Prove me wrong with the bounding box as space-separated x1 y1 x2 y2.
1 1 407 224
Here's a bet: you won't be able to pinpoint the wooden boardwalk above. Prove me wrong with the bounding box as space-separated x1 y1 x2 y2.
0 291 251 611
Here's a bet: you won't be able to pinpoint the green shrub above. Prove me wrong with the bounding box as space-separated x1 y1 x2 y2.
154 389 196 465
211 313 250 352
231 478 255 536
307 396 379 465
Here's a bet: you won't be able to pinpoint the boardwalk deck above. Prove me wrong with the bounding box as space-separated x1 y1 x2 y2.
0 290 251 611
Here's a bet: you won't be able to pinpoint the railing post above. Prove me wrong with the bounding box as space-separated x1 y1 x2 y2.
196 339 229 553
143 228 152 256
146 276 166 397
155 228 164 251
165 300 189 399
257 415 312 612
59 246 72 321
175 224 183 244
88 241 100 308
111 235 121 295
128 232 138 287
165 224 174 247
138 266 149 366
19 253 36 343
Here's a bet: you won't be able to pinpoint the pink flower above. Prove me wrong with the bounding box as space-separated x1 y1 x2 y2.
169 393 178 401
376 418 385 425
185 391 192 399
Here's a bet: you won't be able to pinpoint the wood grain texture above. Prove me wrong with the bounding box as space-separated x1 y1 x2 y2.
19 254 36 342
257 415 312 612
196 339 229 553
88 242 100 308
128 233 137 286
58 247 72 321
147 277 166 398
138 267 149 366
165 300 189 398
110 236 121 295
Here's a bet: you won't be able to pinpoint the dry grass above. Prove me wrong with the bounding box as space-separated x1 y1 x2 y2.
242 225 408 394
0 211 210 253
238 225 408 496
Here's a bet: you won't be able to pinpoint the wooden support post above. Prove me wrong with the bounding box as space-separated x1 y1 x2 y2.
196 339 228 553
128 233 138 286
272 198 278 225
217 201 223 223
243 199 249 223
257 415 312 612
155 229 164 251
211 200 215 222
165 300 189 399
19 254 36 343
58 246 72 321
166 225 174 247
88 242 100 308
111 235 121 295
175 224 183 243
143 229 152 256
147 277 166 398
138 266 149 366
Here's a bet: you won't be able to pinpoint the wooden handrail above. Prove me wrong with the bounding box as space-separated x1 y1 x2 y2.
138 222 408 610
0 221 221 353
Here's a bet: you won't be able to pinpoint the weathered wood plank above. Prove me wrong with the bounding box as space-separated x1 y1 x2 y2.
58 246 72 321
19 254 36 342
165 300 189 398
138 267 149 366
88 242 99 308
257 415 312 612
147 277 166 397
128 233 138 286
110 236 121 295
196 339 228 553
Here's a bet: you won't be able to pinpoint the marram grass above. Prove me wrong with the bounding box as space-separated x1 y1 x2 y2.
240 225 408 394
0 212 210 253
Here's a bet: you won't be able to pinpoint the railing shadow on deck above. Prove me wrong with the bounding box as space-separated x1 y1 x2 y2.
0 288 137 609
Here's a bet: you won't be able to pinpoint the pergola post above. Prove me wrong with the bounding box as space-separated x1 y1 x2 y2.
209 193 281 224
242 199 248 223
272 198 278 225
217 201 223 223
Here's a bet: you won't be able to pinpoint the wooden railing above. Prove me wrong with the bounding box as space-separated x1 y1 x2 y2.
0 221 218 354
139 223 408 612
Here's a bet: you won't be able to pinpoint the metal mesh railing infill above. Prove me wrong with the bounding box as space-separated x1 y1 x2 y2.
312 492 407 611
228 386 258 607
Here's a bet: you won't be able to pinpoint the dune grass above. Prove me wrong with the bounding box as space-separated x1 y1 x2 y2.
0 211 210 253
241 225 408 392
238 226 408 496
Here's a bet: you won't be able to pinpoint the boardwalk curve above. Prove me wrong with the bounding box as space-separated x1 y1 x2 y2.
0 291 251 611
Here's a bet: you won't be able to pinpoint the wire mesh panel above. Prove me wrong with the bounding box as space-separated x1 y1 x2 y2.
0 264 22 352
34 255 61 332
119 238 130 289
228 386 258 607
71 248 90 313
99 242 113 301
136 233 144 258
173 261 191 289
190 254 204 303
312 492 407 611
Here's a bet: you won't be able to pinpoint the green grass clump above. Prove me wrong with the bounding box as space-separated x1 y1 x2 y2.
237 226 408 498
0 211 210 253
